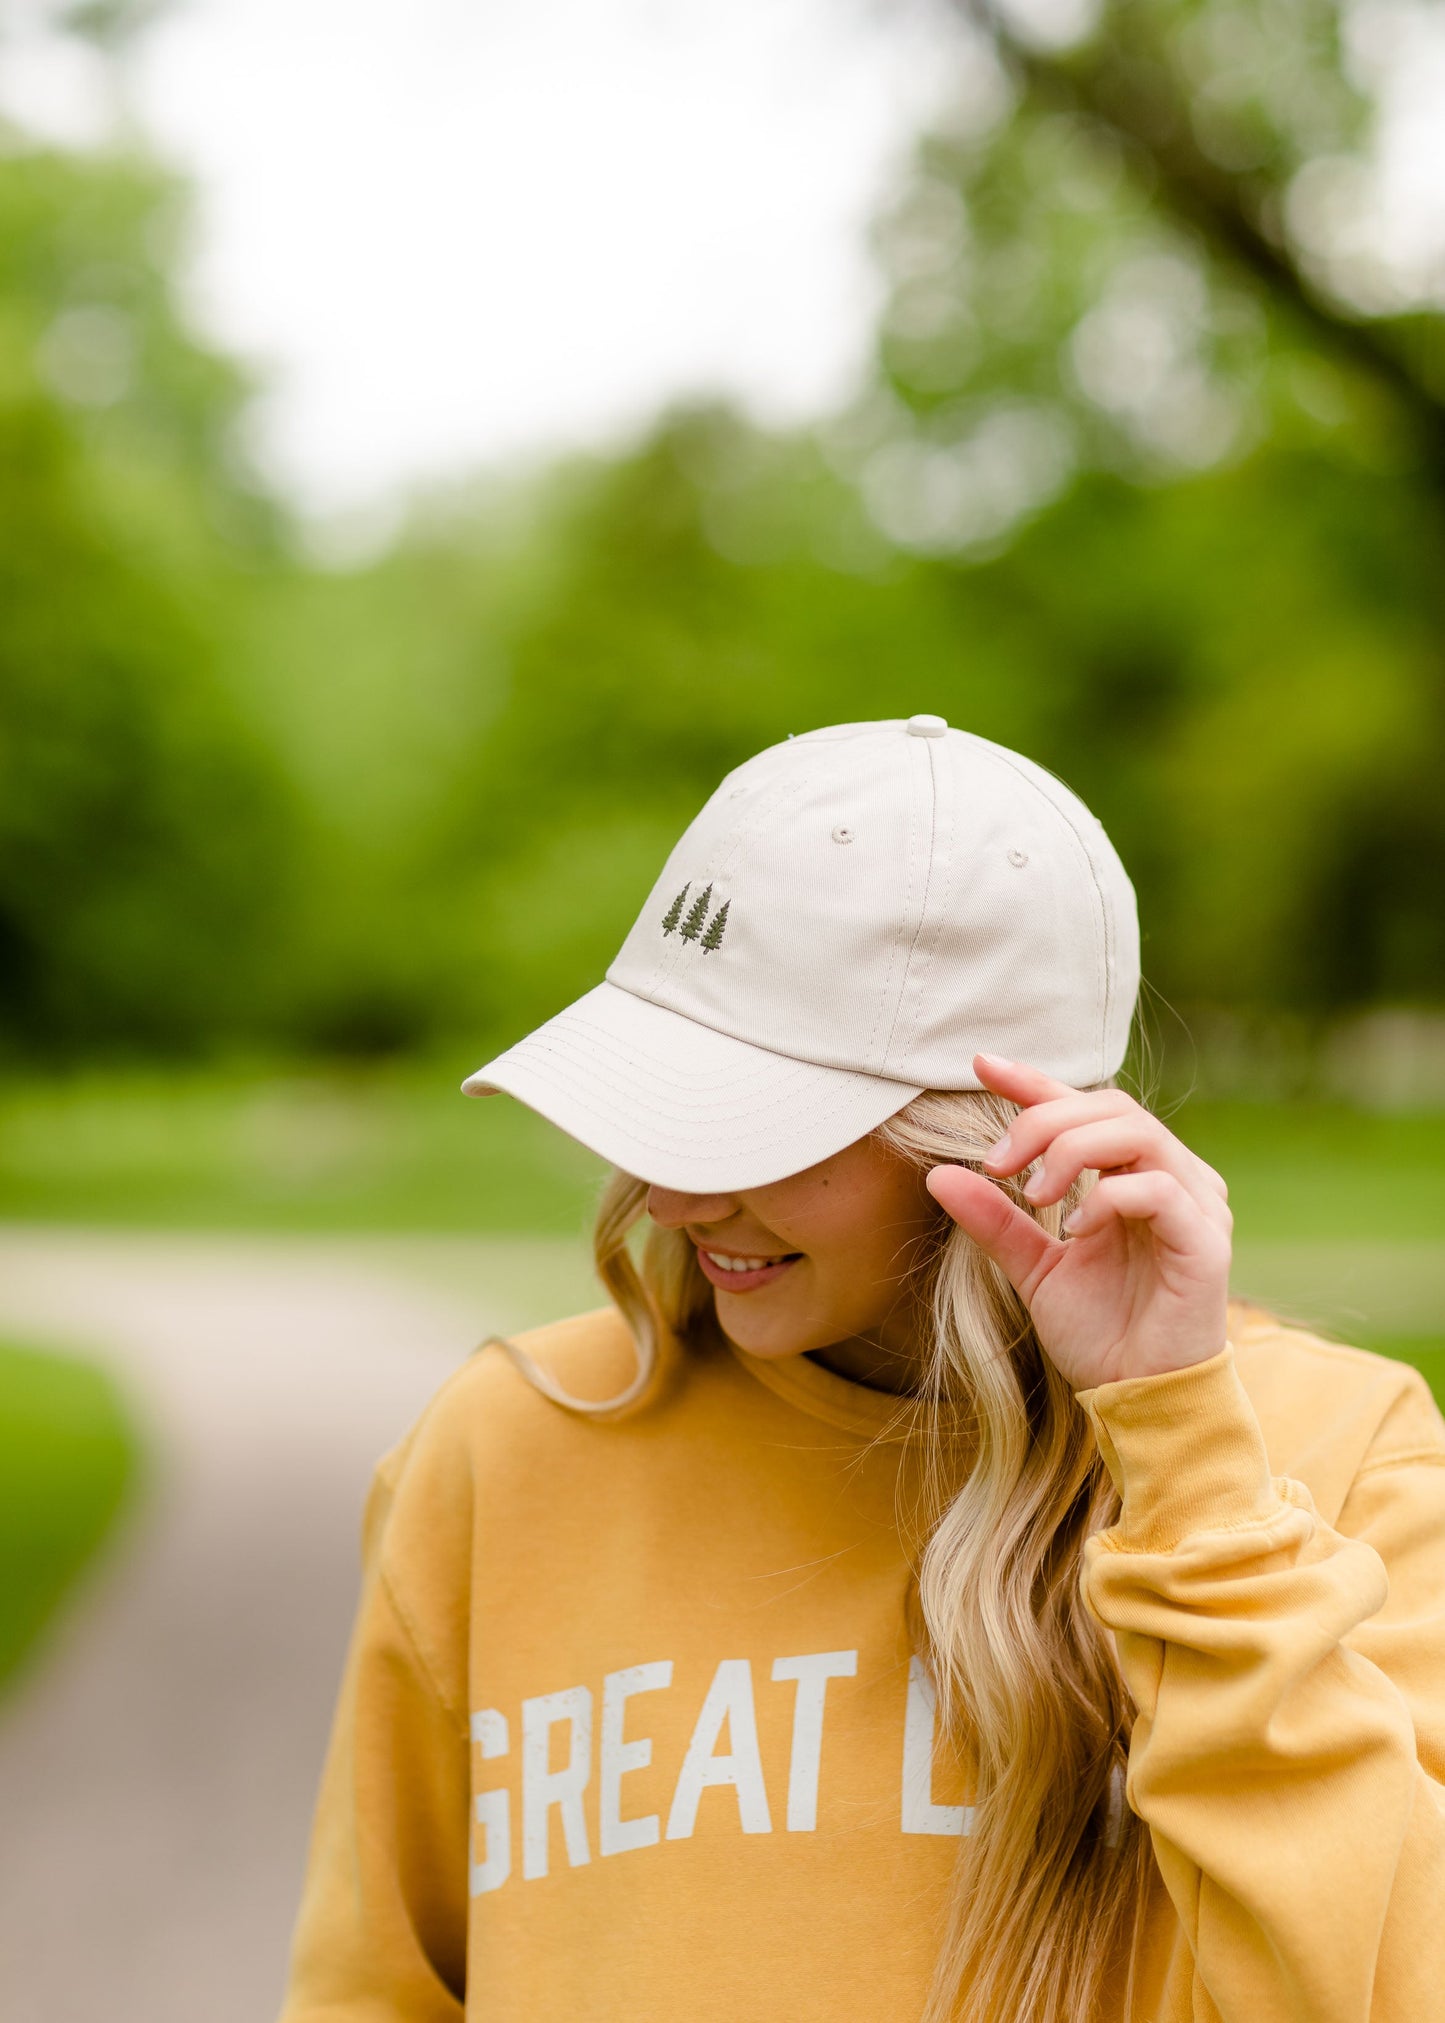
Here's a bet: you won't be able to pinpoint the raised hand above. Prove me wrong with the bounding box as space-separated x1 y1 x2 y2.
925 1055 1233 1390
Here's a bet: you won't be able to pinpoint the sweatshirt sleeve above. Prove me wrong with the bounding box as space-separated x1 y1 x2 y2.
1076 1342 1445 2023
277 1458 471 2023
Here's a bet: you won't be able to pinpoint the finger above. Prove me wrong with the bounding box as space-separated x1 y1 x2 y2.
1063 1171 1231 1267
1019 1117 1233 1224
973 1053 1081 1107
926 1164 1058 1303
982 1090 1135 1175
1174 1144 1230 1201
985 1092 1230 1207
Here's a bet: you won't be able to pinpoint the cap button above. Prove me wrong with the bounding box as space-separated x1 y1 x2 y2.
905 713 948 738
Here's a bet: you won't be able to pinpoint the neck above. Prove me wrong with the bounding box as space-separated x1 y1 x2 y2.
806 1318 932 1396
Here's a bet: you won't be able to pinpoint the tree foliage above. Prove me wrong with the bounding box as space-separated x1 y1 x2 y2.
2 0 1443 1064
0 147 298 1055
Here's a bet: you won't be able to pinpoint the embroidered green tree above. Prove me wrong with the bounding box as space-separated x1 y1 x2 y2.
679 883 712 942
660 884 690 935
700 899 729 952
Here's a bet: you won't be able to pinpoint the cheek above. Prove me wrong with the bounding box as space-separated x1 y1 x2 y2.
796 1226 916 1333
813 1204 915 1281
726 1162 937 1346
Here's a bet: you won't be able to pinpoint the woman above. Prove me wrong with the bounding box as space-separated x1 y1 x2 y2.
279 716 1445 2022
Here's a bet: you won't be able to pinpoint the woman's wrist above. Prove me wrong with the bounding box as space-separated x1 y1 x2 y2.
1079 1330 1231 1388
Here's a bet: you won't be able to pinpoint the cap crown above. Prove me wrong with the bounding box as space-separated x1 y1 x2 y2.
607 719 1139 1090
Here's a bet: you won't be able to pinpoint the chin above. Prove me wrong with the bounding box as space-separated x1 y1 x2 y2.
714 1294 825 1362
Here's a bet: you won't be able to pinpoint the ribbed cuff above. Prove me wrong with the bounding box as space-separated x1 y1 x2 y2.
1075 1343 1280 1552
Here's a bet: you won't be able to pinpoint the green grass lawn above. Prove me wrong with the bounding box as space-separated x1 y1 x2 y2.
0 1063 1439 1397
0 1064 1440 1242
0 1059 606 1235
1168 1102 1445 1403
1169 1102 1445 1246
0 1339 141 1689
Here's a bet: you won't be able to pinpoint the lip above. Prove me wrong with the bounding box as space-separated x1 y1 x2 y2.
692 1246 801 1294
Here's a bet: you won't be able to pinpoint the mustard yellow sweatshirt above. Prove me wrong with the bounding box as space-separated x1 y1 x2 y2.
279 1300 1445 2022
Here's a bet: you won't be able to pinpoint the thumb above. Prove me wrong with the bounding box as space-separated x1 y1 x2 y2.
925 1164 1056 1302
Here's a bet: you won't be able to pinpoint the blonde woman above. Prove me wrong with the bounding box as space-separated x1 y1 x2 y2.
280 717 1445 2023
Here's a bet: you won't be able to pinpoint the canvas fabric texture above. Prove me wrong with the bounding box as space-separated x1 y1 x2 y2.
278 1302 1445 2023
462 718 1142 1191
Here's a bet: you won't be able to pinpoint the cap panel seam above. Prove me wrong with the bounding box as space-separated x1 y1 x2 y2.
638 773 773 994
630 763 811 997
982 747 1112 1083
868 734 929 1072
891 735 954 1074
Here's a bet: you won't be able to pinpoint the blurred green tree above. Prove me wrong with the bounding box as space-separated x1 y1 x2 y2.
853 0 1445 1015
422 0 1445 1050
3 0 1444 1067
0 142 301 1055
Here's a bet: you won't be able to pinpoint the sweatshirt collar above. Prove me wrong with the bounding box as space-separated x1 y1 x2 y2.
724 1333 968 1442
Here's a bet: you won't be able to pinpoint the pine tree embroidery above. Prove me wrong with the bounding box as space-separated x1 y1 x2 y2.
700 899 729 952
661 884 690 935
679 883 713 942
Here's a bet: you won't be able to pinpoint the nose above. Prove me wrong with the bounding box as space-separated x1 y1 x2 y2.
646 1184 738 1229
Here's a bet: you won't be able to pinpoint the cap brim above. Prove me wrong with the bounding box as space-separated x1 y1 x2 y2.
462 981 923 1192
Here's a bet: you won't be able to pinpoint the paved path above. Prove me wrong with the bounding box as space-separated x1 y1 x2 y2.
0 1227 595 2023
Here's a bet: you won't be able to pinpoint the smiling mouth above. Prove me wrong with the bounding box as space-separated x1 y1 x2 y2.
692 1246 802 1291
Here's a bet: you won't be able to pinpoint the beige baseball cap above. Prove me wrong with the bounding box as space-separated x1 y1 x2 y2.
462 715 1139 1191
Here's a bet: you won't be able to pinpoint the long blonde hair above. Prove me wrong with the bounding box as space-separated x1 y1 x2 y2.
573 1085 1154 2022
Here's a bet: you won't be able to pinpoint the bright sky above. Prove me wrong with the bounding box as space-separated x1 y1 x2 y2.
3 0 1442 532
125 0 960 522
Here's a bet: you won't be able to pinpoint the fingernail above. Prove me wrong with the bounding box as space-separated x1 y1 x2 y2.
1024 1172 1046 1201
1063 1207 1082 1232
985 1133 1013 1167
977 1052 1013 1071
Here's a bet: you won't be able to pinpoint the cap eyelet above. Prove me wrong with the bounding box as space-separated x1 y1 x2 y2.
832 825 855 844
1007 848 1029 868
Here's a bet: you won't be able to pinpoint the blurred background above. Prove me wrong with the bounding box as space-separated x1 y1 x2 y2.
1 0 1443 2016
